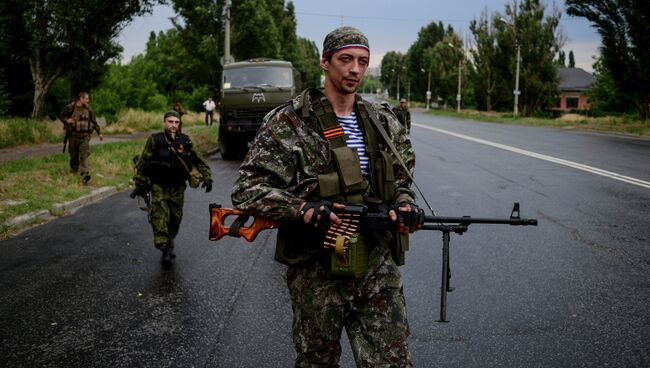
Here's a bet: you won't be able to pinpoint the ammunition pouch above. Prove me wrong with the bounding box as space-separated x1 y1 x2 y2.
330 232 368 279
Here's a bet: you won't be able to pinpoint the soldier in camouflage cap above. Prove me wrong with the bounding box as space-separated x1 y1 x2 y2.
132 111 213 268
232 26 420 366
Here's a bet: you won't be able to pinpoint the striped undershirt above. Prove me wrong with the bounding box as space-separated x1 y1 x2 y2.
337 112 369 174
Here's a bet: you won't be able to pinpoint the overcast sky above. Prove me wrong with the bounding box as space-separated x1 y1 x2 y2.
117 0 601 72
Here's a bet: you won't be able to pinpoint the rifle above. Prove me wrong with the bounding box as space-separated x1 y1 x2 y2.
61 129 70 153
130 155 152 223
209 202 537 322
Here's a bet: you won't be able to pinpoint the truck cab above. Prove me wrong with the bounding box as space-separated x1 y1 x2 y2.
218 58 300 159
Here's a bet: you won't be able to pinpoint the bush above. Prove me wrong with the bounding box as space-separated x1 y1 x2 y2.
0 117 63 148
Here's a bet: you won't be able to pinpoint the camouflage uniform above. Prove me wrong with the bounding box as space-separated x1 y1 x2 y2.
134 130 211 252
394 105 411 133
231 88 416 367
59 102 101 178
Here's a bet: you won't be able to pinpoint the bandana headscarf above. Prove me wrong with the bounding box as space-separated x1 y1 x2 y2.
322 27 369 57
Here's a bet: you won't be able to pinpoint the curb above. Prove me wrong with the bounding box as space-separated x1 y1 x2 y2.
4 186 118 233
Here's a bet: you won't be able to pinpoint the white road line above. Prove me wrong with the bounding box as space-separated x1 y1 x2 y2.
413 123 650 190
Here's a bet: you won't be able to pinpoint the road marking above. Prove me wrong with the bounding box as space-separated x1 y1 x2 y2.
413 123 650 189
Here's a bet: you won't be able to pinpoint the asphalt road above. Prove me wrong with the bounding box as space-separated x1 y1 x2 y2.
1 109 648 367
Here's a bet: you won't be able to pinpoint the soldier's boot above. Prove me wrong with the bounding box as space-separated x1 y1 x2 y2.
81 173 91 185
168 240 176 259
161 249 173 268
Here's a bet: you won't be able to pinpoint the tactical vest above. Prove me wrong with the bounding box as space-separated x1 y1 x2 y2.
70 105 93 133
275 89 409 266
144 132 193 186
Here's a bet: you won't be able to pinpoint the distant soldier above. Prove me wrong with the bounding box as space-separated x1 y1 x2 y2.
172 100 185 117
394 98 411 133
132 111 213 268
59 91 103 184
202 96 216 126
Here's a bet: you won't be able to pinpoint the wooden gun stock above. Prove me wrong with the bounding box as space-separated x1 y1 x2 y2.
209 204 279 242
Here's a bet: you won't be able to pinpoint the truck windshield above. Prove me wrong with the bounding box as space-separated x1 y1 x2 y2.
223 66 293 89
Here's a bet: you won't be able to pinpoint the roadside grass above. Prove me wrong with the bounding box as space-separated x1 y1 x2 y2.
0 117 64 148
426 108 650 137
0 125 218 240
0 109 211 150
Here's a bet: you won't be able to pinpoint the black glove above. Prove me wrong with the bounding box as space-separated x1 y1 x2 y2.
201 179 213 193
130 185 149 199
300 200 333 230
394 202 424 227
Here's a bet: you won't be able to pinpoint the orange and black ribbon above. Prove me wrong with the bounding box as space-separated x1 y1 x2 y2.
323 126 344 140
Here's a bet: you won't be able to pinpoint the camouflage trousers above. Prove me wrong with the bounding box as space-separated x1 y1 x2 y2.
286 232 413 368
68 133 91 175
149 183 185 250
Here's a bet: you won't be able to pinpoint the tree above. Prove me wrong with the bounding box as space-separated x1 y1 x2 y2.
294 37 321 89
170 0 225 94
568 50 576 68
0 0 156 118
404 22 447 102
567 0 650 119
495 0 563 116
469 10 501 111
380 51 406 99
557 50 566 66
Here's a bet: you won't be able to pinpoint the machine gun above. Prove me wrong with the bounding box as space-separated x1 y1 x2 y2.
208 202 537 322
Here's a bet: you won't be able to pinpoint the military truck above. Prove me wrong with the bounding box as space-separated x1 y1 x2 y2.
218 58 300 159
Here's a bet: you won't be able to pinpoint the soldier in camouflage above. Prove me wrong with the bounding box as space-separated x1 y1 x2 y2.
58 91 103 184
231 27 422 367
132 111 213 268
394 98 411 133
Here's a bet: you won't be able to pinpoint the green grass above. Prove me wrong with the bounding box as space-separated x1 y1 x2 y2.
0 108 213 150
425 108 650 137
0 117 64 148
0 124 218 240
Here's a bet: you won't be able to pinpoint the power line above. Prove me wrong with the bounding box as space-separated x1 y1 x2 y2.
295 11 469 24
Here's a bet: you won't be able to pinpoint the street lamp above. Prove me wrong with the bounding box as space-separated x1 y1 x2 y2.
421 68 431 111
499 17 521 118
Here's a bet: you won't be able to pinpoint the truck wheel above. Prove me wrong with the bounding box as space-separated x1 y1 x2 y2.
219 135 238 160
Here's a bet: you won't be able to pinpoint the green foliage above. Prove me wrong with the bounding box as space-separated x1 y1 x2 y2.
488 0 562 116
568 50 576 68
231 0 282 60
469 11 504 111
380 51 407 99
0 118 63 148
294 37 322 89
567 0 650 120
0 76 10 117
0 0 158 118
404 22 447 101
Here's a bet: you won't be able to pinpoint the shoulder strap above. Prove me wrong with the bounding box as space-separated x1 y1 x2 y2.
300 89 348 148
164 134 193 177
361 100 435 215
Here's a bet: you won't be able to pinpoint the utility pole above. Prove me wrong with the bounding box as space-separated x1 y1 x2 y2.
224 0 232 65
456 58 462 113
513 44 521 117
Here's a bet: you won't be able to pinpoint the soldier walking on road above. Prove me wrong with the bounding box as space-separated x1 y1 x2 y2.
59 91 103 184
395 98 411 133
231 27 421 367
132 111 213 268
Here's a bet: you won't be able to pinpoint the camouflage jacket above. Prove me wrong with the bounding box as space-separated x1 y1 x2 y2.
231 92 416 222
394 106 411 130
134 131 211 187
59 103 101 135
